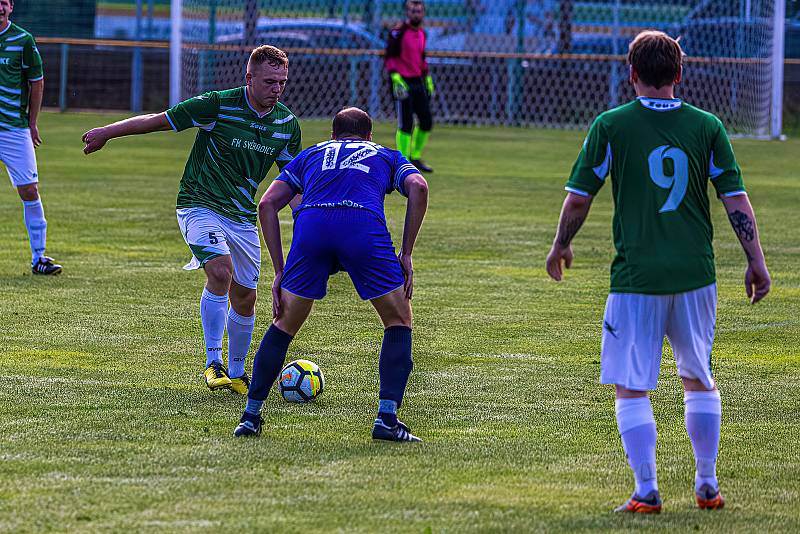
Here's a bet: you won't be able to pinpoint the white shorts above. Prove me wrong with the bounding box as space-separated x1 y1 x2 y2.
0 128 38 186
600 283 717 391
176 207 261 290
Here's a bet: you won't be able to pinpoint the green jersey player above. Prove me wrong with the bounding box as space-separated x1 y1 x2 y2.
82 46 302 394
0 0 61 275
546 31 771 513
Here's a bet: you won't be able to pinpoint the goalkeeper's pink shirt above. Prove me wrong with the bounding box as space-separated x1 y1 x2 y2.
385 25 428 78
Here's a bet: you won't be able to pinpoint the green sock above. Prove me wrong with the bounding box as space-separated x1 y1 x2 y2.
396 130 412 158
410 127 430 160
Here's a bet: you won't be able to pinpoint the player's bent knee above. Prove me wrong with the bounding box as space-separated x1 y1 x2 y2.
681 376 716 392
376 296 412 329
230 289 257 316
203 256 233 288
17 183 39 201
615 385 649 399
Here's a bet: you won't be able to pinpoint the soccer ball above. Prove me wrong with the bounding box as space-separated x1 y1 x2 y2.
278 359 325 403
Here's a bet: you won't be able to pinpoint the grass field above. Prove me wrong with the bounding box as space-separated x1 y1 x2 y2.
1 112 798 533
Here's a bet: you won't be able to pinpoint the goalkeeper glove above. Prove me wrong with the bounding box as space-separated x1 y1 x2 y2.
424 74 435 97
391 72 409 100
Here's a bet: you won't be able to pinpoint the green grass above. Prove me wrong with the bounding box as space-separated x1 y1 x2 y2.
0 112 798 533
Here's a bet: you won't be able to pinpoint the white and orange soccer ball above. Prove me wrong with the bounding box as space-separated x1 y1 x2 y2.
278 359 325 403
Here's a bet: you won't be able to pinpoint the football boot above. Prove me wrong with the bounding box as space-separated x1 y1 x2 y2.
229 373 250 395
204 361 231 391
233 412 263 437
32 256 62 276
614 490 662 514
696 484 725 510
372 418 422 442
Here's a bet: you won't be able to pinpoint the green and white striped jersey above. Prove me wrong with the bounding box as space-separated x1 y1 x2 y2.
166 87 302 225
0 22 43 130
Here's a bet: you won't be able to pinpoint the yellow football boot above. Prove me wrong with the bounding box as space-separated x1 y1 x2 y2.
204 361 232 391
229 373 250 395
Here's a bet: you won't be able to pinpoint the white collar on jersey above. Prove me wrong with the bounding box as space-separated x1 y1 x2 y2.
638 96 682 111
0 21 11 37
244 89 274 118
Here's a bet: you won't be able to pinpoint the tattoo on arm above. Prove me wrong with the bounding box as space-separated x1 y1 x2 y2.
728 210 755 242
557 215 586 247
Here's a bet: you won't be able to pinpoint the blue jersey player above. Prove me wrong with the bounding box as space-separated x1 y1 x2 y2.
235 107 429 441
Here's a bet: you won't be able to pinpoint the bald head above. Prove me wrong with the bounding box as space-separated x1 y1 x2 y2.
332 107 372 140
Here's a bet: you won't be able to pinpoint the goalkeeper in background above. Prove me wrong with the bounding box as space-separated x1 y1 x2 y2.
385 0 435 173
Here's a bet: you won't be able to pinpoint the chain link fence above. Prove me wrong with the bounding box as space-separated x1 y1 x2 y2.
11 1 792 136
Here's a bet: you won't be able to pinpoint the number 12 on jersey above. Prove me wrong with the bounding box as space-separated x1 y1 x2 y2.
648 145 689 213
321 142 377 174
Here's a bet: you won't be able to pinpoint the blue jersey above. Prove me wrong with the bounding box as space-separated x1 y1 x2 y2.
275 139 418 220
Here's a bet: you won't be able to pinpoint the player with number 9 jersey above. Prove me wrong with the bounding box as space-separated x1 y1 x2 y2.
565 96 745 295
546 30 770 514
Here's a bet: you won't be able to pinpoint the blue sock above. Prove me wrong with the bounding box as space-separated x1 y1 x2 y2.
378 399 398 427
22 199 47 264
248 324 293 401
245 398 264 416
615 397 659 496
378 326 413 416
200 288 228 367
684 390 722 492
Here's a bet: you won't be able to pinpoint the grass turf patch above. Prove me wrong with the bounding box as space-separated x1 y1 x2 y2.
0 112 798 532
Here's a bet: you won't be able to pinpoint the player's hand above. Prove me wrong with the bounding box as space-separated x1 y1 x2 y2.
424 75 435 98
745 258 771 304
398 252 414 299
272 270 284 319
391 73 409 100
545 244 573 281
30 124 42 147
82 127 109 154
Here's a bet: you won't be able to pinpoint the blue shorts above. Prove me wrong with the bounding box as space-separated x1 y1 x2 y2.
281 208 405 301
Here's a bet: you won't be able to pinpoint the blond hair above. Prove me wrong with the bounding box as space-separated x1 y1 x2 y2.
249 45 289 69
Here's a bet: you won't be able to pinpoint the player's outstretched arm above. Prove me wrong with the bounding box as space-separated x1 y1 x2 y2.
720 194 771 304
399 173 429 299
546 192 593 281
82 112 172 155
258 181 296 318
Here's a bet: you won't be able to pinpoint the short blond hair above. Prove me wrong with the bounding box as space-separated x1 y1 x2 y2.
628 31 684 89
249 45 289 69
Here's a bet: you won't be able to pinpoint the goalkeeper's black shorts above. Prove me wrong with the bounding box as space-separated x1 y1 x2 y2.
392 76 432 133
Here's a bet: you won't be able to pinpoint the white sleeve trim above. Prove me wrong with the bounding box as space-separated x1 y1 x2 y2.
565 186 590 197
721 190 747 198
28 76 44 82
164 112 178 132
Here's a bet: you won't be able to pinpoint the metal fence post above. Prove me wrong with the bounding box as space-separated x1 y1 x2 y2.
59 43 69 112
131 0 144 112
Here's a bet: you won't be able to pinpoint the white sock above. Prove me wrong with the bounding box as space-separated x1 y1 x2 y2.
615 397 659 496
684 390 722 492
22 199 47 264
200 288 228 367
227 308 255 379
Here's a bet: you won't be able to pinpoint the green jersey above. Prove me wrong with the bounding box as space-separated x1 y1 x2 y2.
166 87 302 225
0 22 43 130
566 97 745 295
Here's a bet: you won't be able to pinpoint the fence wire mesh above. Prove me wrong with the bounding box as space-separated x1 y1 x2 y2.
8 1 786 135
178 1 781 135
